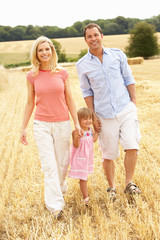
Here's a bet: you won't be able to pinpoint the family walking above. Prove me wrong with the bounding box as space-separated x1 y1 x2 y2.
20 23 141 219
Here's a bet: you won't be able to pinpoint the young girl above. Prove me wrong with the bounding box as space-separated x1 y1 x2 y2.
68 108 98 205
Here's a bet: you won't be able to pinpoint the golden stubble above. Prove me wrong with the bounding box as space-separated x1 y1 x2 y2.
0 59 160 239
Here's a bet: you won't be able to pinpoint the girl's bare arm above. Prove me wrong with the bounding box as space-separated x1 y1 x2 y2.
72 130 81 148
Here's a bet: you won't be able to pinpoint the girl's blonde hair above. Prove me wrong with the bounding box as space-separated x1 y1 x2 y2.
78 108 94 123
30 36 61 75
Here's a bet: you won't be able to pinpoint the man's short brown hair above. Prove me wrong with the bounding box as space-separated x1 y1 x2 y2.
83 23 103 38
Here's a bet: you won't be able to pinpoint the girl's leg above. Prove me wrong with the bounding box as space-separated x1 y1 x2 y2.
79 180 88 199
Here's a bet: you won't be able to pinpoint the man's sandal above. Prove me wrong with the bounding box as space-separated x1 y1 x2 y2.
83 197 90 206
107 187 116 201
124 183 141 195
53 210 63 220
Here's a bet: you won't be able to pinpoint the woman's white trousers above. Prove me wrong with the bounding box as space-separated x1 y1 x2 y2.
33 120 71 212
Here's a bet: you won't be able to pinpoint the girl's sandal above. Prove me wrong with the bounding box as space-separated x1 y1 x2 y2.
83 197 90 206
107 187 116 202
124 183 141 195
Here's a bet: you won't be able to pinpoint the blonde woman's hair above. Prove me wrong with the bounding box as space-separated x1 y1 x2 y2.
77 108 94 124
30 36 61 75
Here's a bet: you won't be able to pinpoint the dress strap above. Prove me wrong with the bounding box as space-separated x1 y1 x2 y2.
83 128 93 138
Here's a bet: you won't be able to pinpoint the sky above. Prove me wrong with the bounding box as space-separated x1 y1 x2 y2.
1 0 159 28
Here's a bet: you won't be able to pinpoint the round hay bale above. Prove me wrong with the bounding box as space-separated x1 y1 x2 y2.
127 57 144 65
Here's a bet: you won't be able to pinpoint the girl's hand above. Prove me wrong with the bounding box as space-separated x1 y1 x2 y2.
93 114 101 133
20 129 28 145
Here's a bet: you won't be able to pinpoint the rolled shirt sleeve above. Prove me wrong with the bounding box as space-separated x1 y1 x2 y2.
76 67 94 98
119 50 136 86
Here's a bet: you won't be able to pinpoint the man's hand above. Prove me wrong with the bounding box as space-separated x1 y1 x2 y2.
93 114 101 133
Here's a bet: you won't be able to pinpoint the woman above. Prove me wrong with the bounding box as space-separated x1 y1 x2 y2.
20 36 81 219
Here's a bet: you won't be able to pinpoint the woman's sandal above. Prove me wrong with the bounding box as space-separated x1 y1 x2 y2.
53 210 63 220
124 183 141 195
107 187 116 201
83 197 90 206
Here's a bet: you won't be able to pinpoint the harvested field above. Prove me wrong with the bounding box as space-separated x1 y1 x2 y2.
0 59 160 239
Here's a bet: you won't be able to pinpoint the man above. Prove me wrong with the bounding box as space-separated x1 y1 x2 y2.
76 23 141 201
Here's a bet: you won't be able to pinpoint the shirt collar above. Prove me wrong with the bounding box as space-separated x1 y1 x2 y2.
87 46 108 60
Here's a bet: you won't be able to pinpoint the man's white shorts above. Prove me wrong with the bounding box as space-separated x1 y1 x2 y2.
98 102 141 160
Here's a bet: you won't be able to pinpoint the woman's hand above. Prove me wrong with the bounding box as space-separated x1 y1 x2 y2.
74 123 84 137
20 129 28 145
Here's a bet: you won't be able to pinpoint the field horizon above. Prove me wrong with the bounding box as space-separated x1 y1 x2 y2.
0 33 160 65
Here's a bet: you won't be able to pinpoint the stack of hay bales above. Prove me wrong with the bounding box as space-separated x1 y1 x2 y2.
0 66 8 90
127 57 144 65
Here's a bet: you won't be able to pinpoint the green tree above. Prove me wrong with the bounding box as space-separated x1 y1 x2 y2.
73 21 85 36
40 26 60 38
127 18 139 31
104 23 121 35
125 22 159 59
114 16 128 33
147 14 160 32
51 39 68 62
78 49 88 59
25 25 40 40
65 26 78 37
0 26 12 41
10 26 26 40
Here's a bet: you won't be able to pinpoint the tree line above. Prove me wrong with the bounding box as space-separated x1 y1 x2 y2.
0 15 160 42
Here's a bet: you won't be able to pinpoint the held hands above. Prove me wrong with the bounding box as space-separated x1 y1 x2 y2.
73 124 83 148
74 123 84 137
93 114 101 133
20 129 28 145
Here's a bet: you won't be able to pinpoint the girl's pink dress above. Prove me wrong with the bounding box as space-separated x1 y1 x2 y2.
68 128 94 180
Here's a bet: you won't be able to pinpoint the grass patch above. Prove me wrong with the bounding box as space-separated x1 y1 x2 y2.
4 61 31 69
0 52 30 65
